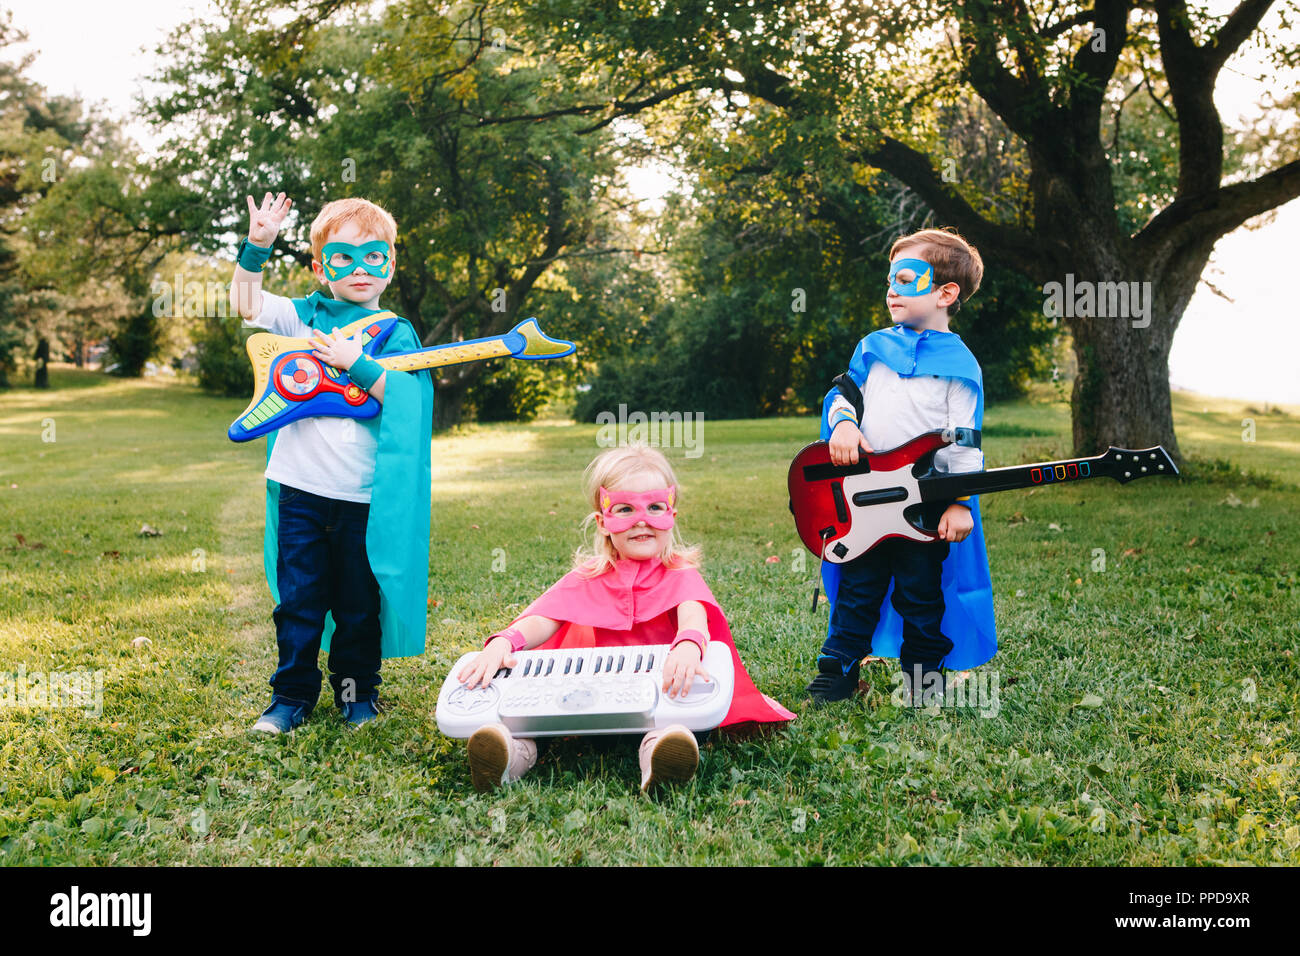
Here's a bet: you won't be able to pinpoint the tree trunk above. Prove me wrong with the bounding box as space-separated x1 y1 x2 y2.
432 382 466 431
34 338 50 389
1065 241 1210 465
1069 316 1179 461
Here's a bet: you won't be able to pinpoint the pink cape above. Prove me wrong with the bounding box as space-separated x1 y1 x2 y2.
515 558 796 733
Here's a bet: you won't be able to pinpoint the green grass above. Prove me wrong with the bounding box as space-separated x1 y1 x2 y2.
1 367 1297 864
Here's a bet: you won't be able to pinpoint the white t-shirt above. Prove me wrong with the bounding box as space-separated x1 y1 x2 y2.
827 362 984 476
243 292 379 503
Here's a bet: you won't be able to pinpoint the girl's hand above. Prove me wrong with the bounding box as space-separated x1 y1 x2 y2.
309 327 363 371
246 191 293 247
456 636 517 690
937 503 974 543
662 641 711 699
829 419 873 466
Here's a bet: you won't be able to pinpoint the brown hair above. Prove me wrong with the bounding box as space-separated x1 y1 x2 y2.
310 197 398 263
889 227 983 314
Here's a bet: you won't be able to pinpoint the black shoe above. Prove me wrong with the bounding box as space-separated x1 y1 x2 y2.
805 655 861 704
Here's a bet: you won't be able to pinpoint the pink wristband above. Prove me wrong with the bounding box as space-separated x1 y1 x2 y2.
487 626 527 653
671 628 707 657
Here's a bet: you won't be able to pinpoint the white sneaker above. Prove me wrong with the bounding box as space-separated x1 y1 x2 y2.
467 722 537 793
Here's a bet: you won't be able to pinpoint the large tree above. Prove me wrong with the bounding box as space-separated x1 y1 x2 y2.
505 0 1299 461
146 0 638 427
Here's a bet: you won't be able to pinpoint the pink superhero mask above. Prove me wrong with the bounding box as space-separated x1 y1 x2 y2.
598 485 677 534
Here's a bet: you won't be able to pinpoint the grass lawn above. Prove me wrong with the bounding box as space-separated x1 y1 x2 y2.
1 367 1296 865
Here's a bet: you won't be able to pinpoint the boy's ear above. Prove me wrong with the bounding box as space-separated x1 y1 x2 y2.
310 258 328 286
938 281 961 308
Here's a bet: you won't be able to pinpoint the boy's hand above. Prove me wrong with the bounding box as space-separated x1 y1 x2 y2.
829 419 873 466
456 636 517 690
310 327 363 371
937 503 974 542
246 191 293 247
662 641 711 699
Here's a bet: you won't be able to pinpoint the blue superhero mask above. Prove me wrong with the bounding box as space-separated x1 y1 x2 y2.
320 240 392 281
887 257 936 297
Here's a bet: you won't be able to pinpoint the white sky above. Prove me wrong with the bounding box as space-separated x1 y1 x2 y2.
7 0 1298 404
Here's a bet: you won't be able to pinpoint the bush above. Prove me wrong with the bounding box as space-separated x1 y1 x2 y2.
194 315 254 397
105 308 160 378
469 356 561 423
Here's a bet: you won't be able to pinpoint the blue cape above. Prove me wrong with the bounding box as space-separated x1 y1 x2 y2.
819 324 997 670
262 292 434 658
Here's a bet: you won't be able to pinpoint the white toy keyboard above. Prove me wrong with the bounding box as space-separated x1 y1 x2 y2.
435 642 735 738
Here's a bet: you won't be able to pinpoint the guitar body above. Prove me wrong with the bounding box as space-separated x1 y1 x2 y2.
229 314 575 442
229 314 397 443
789 431 1178 564
789 432 950 563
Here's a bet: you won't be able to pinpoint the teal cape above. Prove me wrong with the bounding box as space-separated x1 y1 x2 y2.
262 292 434 658
819 324 997 670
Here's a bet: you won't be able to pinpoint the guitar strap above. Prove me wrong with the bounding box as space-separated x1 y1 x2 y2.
832 373 984 452
831 372 864 423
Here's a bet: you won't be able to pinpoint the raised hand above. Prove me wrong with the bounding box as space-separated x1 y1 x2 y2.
246 191 293 247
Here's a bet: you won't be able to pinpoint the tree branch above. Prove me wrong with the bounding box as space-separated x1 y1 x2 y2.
853 135 1062 277
1205 0 1275 72
469 78 716 133
958 1 1063 150
1135 157 1300 255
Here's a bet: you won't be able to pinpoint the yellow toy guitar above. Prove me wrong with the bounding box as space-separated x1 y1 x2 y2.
229 314 574 442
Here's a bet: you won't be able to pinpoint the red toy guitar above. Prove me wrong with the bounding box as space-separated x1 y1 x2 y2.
788 429 1178 563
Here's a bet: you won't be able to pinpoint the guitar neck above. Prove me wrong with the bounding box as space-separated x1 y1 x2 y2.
920 445 1177 501
377 337 514 373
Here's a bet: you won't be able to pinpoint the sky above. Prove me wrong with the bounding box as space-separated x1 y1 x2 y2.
6 0 1298 405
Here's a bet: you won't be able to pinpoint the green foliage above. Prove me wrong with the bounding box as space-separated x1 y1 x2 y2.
467 356 556 423
143 0 623 424
103 307 159 378
574 124 1054 420
194 317 254 397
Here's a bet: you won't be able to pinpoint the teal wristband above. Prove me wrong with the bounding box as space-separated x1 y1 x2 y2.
237 238 274 272
348 354 384 390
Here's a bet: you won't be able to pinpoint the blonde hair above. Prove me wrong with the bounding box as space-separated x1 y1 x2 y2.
572 444 701 576
889 226 984 315
310 197 398 263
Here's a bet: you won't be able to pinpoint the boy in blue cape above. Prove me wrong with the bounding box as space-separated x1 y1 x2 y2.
808 227 996 706
230 193 434 733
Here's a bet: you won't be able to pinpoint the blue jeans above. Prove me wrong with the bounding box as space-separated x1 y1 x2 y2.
271 485 382 710
822 536 954 674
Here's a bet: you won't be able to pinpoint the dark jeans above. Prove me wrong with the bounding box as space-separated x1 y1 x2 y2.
822 536 954 674
271 485 382 710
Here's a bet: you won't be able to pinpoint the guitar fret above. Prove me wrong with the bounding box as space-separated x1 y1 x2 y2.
378 341 512 372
